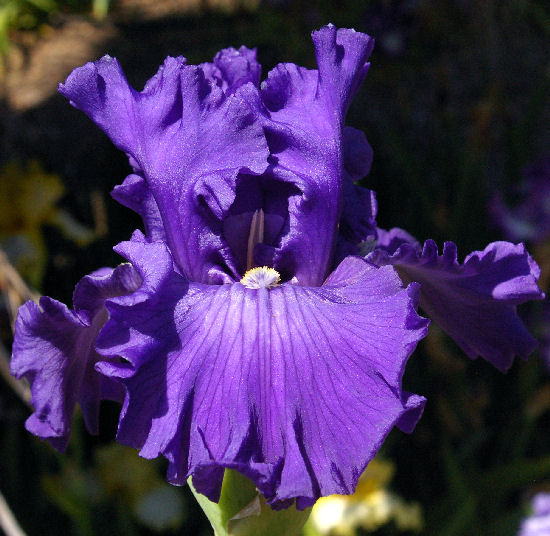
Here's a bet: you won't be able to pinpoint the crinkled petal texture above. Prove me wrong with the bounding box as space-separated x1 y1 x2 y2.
10 264 141 450
59 52 269 284
369 229 544 371
261 25 374 285
95 236 428 509
201 46 261 92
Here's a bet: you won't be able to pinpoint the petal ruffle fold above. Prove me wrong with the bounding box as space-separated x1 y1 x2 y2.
10 264 141 450
96 239 428 509
369 230 544 371
13 22 545 514
59 26 377 287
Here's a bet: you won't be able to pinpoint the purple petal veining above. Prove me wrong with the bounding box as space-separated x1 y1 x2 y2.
94 236 427 509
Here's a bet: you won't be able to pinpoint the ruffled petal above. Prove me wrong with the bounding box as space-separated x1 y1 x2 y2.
95 238 428 509
10 264 141 450
59 55 270 283
373 227 419 256
368 231 544 371
261 25 374 285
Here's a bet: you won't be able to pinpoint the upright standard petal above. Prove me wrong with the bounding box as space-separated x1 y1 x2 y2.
95 238 428 509
260 25 374 285
10 264 141 450
369 231 544 371
59 27 377 288
59 55 270 284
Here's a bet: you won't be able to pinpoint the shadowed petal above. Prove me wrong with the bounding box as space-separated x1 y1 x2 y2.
335 183 377 264
369 230 544 371
342 126 373 182
111 174 165 242
333 127 377 263
96 238 428 509
10 264 141 450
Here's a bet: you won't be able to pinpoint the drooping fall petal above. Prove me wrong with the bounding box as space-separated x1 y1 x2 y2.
94 235 428 509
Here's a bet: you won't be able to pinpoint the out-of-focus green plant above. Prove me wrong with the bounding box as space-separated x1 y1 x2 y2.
42 442 186 535
0 0 110 53
96 443 186 532
0 0 56 52
0 160 95 287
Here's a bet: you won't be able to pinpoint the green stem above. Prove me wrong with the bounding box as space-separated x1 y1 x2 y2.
189 469 311 536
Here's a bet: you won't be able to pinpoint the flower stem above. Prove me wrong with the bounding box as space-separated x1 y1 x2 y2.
189 469 311 536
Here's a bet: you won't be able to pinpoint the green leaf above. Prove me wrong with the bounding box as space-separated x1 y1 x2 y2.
189 469 311 536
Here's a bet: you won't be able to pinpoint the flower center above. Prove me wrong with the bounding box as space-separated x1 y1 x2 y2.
240 266 281 289
223 175 300 279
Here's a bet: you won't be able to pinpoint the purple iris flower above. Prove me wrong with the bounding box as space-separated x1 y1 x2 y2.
519 493 550 536
10 25 543 509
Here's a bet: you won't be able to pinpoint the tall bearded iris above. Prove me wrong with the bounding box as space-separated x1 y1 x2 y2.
10 25 543 510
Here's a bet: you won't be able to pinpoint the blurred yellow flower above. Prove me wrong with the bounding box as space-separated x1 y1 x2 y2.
306 458 423 535
0 160 95 287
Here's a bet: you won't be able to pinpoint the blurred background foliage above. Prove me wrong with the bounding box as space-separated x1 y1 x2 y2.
0 0 549 534
0 0 111 53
